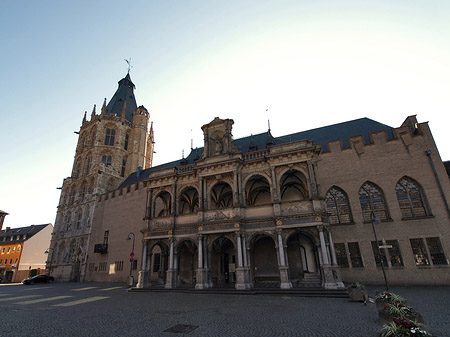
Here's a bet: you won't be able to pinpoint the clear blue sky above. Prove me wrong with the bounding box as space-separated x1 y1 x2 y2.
1 0 450 229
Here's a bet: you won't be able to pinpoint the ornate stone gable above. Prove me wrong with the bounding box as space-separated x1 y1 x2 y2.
201 117 238 158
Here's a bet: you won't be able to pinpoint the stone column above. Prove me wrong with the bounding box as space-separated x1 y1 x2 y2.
165 239 177 288
318 226 344 290
318 227 330 266
195 235 210 289
235 232 252 290
277 232 292 289
137 241 150 288
327 230 338 266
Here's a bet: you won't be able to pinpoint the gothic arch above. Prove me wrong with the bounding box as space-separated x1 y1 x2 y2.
179 186 199 214
245 174 272 206
210 182 233 209
154 190 172 217
395 176 430 218
325 185 353 224
279 169 308 202
359 181 390 221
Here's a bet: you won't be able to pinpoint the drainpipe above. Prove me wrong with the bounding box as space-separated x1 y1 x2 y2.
425 150 450 218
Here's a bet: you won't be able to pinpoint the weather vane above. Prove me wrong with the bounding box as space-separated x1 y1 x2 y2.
124 58 133 74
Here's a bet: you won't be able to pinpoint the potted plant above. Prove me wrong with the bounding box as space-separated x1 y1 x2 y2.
379 301 424 325
381 317 432 337
375 291 407 312
346 282 368 302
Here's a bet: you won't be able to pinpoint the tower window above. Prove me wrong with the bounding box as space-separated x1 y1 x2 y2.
102 155 112 166
121 159 127 177
124 133 129 151
104 129 115 146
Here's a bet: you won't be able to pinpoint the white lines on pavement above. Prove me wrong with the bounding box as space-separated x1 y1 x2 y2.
71 287 99 291
15 296 73 305
99 286 125 291
23 287 53 291
0 295 41 302
53 296 109 307
0 294 10 297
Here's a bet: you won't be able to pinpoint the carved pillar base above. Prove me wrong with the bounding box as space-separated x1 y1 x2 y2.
235 267 253 290
279 266 292 289
321 265 345 290
165 269 177 289
136 271 151 289
195 268 211 289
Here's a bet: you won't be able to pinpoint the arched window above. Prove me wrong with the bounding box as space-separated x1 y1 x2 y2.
280 170 308 202
124 133 130 150
154 191 172 217
102 155 112 166
179 187 199 214
210 182 233 209
396 177 429 218
325 186 353 224
359 182 389 222
104 128 115 146
245 175 271 206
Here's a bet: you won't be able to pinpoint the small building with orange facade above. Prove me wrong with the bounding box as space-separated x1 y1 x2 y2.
0 224 53 282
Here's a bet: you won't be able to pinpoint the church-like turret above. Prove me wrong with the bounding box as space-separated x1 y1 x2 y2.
49 71 154 282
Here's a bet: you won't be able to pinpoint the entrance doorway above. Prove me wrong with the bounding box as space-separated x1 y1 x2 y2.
177 240 197 286
286 233 319 285
211 237 235 287
251 235 280 284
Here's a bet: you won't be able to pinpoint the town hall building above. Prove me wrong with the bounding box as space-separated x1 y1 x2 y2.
47 73 450 290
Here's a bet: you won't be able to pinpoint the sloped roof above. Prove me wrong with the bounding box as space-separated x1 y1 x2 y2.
105 73 138 122
0 224 51 244
119 117 394 188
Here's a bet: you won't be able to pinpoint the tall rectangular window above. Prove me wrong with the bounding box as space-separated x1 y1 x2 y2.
104 129 115 146
348 242 364 268
387 240 404 267
334 243 349 268
153 253 161 272
426 237 447 265
103 231 109 245
410 238 430 266
371 241 388 267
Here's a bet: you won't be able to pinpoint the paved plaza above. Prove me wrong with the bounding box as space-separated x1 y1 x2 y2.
0 282 448 336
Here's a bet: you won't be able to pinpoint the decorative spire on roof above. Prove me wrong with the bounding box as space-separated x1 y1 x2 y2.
82 111 87 124
101 98 107 115
105 73 137 122
91 104 96 120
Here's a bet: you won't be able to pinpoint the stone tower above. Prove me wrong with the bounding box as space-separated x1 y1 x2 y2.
48 72 153 282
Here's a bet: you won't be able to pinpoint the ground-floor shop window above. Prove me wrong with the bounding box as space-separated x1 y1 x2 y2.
335 242 364 268
98 261 108 271
115 261 124 272
348 242 364 268
334 243 349 268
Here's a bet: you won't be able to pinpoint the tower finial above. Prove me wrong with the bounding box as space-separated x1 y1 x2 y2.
101 98 106 115
124 58 132 74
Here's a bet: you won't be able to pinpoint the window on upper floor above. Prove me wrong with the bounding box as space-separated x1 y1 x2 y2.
359 182 390 222
121 159 127 177
103 231 109 245
17 245 21 252
104 128 115 146
102 155 112 166
395 177 429 219
7 247 10 254
326 186 353 224
124 133 129 151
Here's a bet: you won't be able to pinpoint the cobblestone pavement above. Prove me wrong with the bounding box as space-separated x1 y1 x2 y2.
0 283 448 337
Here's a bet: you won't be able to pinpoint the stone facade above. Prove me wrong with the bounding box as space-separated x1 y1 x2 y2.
48 73 154 282
50 75 450 289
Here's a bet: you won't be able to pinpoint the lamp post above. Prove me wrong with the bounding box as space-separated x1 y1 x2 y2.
370 211 389 291
126 232 135 286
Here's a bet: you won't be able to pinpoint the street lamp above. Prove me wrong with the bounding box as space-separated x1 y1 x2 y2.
126 232 135 286
370 211 389 291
